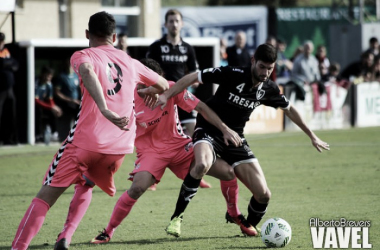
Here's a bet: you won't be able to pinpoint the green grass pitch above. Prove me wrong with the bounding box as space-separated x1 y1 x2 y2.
1 127 379 249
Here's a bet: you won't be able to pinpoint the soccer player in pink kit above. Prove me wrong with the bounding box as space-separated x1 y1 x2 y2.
90 58 257 243
11 12 169 250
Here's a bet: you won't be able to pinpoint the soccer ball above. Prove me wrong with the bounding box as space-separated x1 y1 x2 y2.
261 218 292 248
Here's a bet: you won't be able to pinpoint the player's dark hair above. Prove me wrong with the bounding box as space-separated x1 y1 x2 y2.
254 43 277 63
140 58 164 77
165 9 183 23
369 37 378 44
88 11 115 38
0 32 5 42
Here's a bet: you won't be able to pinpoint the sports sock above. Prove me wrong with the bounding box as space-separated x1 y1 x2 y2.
11 197 50 250
105 191 137 238
57 184 93 244
170 173 201 220
220 178 241 217
247 196 268 227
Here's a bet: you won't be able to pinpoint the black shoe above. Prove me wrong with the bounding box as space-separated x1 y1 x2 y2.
54 238 69 250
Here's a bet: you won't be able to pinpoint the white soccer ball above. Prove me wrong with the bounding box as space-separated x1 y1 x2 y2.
261 218 292 248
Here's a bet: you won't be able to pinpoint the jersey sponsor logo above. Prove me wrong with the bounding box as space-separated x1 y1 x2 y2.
147 110 169 126
183 90 195 101
106 62 123 96
228 92 260 109
161 54 188 63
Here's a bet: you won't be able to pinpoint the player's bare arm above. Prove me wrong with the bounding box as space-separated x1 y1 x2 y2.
195 101 242 147
79 62 129 130
140 75 169 108
138 71 199 110
283 104 330 152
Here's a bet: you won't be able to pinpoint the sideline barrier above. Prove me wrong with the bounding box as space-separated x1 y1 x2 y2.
355 82 380 127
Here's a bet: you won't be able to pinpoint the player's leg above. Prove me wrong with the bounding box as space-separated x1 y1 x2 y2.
92 153 167 244
234 161 271 230
12 185 68 250
91 171 156 244
207 158 258 236
164 140 211 237
56 150 125 249
55 181 94 249
168 142 214 221
11 142 84 250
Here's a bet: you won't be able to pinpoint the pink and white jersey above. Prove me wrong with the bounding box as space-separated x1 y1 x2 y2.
134 81 200 153
70 45 160 154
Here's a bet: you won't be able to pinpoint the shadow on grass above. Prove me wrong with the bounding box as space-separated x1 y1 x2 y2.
2 236 268 249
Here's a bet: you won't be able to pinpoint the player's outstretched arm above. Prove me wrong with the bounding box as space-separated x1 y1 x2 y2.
195 101 242 147
79 63 129 130
138 72 199 110
284 104 330 152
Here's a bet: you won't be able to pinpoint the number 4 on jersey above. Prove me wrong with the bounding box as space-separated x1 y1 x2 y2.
236 83 245 93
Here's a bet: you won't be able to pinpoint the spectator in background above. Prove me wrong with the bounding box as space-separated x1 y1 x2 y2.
371 55 380 82
340 51 374 83
220 37 228 66
35 65 61 144
226 30 251 67
290 40 321 100
0 32 18 145
146 8 211 189
364 37 379 57
115 32 129 54
53 58 81 142
290 46 303 62
324 62 341 82
276 38 292 78
315 45 330 81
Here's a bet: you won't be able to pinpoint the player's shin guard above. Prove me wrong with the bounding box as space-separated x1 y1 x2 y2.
220 178 241 217
57 184 93 245
171 173 201 220
247 196 267 227
105 191 137 238
12 197 50 250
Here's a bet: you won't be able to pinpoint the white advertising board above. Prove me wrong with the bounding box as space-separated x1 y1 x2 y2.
356 82 380 127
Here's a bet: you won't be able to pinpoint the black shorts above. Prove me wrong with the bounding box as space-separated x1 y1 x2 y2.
192 128 257 168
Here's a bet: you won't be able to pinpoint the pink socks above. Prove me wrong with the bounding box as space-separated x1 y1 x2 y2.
56 184 93 244
105 191 137 238
220 178 241 217
11 197 50 250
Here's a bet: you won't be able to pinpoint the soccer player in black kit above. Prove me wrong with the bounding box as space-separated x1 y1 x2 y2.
140 43 330 236
147 8 212 190
147 9 198 136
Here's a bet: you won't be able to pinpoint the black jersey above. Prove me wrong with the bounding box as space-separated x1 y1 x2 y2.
147 35 198 81
197 66 290 136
